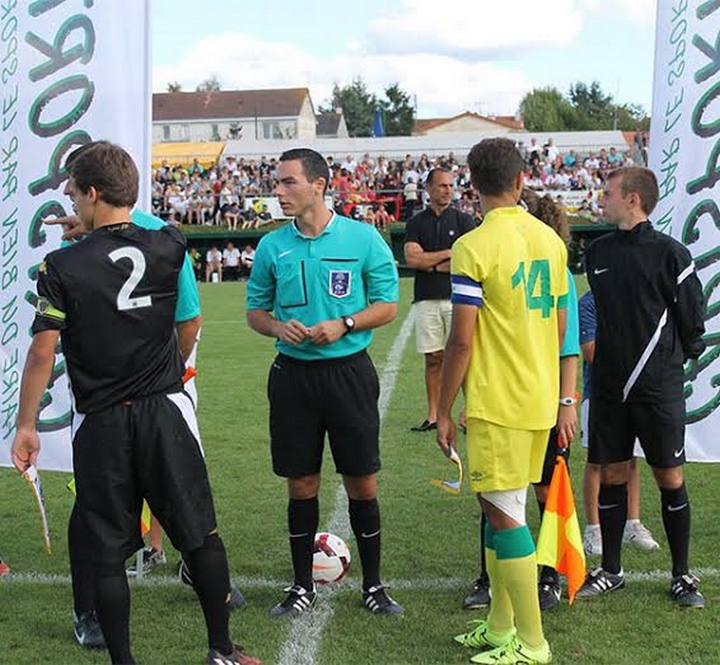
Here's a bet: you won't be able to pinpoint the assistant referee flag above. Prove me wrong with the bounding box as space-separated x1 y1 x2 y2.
536 455 586 603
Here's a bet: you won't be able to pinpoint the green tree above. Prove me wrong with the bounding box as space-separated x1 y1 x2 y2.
166 81 182 93
322 78 377 137
196 75 221 92
568 81 615 130
614 103 651 132
519 87 576 132
380 83 415 136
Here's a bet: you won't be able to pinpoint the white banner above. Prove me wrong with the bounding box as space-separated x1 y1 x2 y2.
649 0 720 462
0 1 151 471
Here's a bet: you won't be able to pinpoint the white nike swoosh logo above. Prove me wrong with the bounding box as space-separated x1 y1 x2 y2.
279 249 293 258
598 503 619 510
667 503 688 512
593 268 609 275
673 447 685 458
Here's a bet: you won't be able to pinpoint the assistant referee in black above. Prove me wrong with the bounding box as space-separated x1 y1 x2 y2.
576 166 706 608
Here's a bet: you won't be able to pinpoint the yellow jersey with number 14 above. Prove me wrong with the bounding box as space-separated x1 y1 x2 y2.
450 206 568 430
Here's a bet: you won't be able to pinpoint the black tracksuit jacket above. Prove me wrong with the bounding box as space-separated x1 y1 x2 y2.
585 222 705 404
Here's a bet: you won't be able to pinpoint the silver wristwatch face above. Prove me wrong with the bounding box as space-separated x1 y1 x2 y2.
344 316 355 330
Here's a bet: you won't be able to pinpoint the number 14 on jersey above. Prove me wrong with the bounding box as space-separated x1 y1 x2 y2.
511 259 554 318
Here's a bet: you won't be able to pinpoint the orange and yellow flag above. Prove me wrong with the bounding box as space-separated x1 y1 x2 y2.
536 455 586 603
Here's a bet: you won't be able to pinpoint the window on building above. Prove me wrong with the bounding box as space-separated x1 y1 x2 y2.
162 125 170 141
211 123 220 141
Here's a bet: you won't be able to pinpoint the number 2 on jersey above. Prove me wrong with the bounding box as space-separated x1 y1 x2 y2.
109 247 153 311
511 259 554 318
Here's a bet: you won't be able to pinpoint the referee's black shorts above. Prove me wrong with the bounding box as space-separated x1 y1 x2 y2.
268 350 381 478
588 396 686 468
72 391 217 565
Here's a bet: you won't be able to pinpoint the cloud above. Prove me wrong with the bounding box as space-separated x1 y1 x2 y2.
368 0 585 59
152 33 535 117
579 0 657 26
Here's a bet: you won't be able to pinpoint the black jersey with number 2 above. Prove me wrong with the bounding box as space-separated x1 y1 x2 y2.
32 223 186 413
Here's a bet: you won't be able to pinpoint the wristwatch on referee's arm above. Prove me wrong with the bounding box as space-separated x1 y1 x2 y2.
558 396 577 407
342 316 356 335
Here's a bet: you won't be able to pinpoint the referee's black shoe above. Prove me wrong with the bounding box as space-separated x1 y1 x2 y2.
410 419 437 432
270 583 317 618
671 574 706 609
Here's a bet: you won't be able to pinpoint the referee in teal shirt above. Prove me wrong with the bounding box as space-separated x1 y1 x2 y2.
247 148 404 618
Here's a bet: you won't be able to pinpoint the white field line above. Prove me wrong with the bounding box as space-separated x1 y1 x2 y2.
276 309 416 665
4 568 720 589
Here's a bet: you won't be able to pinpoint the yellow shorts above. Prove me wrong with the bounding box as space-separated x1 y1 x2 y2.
466 418 550 493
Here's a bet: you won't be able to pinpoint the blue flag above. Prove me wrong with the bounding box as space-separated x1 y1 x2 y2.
371 108 384 137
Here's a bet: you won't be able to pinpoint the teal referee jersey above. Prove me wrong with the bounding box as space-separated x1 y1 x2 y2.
247 214 398 360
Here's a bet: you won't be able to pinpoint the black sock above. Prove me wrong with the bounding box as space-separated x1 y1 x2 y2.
661 484 691 578
479 512 488 581
288 497 319 591
94 563 134 664
349 498 381 591
184 534 233 654
68 505 95 615
599 483 627 575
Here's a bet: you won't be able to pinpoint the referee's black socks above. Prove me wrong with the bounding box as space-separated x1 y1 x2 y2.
288 497 319 591
349 498 381 591
599 483 628 575
661 484 691 578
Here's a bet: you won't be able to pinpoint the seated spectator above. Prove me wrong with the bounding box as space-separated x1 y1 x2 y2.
375 201 394 230
205 246 223 283
240 207 257 230
224 202 240 230
607 146 623 167
240 244 255 279
253 204 273 229
165 185 187 224
362 206 377 226
223 242 241 281
187 157 205 177
186 191 204 225
563 150 577 168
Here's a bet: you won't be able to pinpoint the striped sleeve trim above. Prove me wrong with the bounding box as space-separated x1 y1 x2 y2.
451 274 483 307
677 261 695 286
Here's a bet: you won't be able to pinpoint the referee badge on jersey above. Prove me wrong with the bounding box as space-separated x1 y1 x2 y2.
329 270 352 298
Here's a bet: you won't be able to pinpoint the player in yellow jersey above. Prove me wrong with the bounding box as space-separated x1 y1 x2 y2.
437 138 568 665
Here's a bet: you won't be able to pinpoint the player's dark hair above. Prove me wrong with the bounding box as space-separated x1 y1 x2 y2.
467 138 525 196
68 141 139 207
607 166 659 216
535 194 570 243
280 148 330 194
426 167 452 186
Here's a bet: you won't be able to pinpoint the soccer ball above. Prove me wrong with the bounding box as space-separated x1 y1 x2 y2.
313 532 351 584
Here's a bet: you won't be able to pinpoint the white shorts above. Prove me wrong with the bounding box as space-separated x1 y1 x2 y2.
414 299 453 354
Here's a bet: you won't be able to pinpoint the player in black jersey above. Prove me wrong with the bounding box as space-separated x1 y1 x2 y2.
11 141 260 665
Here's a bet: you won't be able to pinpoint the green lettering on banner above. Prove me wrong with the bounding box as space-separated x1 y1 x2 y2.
28 128 90 195
26 14 95 82
27 200 66 248
28 73 95 138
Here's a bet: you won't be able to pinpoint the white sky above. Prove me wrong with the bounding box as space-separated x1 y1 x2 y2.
152 0 658 118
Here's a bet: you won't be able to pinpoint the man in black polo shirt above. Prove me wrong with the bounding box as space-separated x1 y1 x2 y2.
404 168 475 431
11 141 259 665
